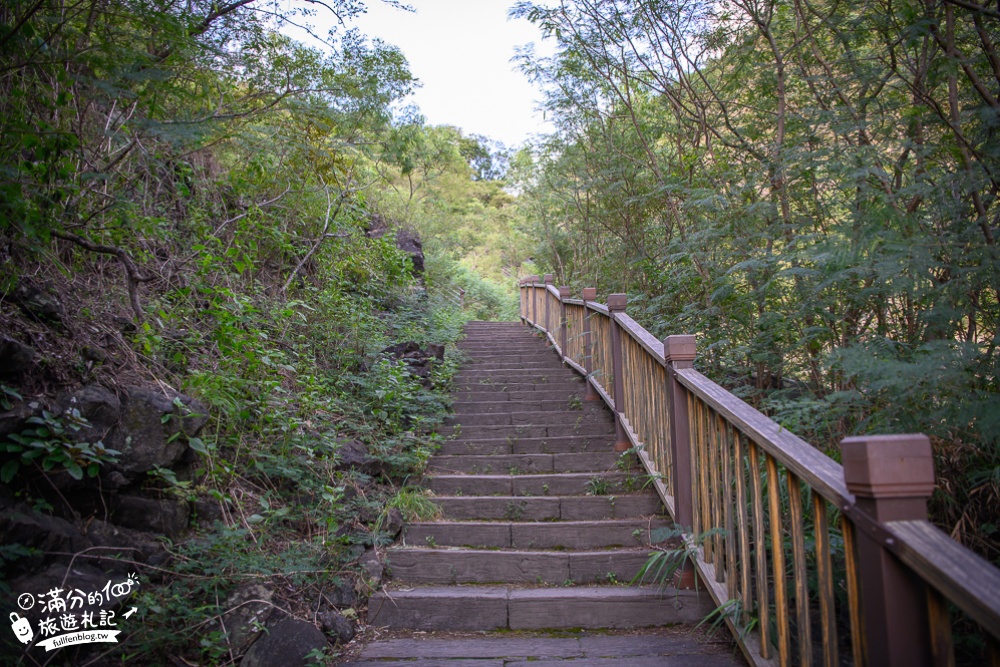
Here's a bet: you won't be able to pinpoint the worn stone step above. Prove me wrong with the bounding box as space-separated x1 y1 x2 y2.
366 585 711 631
435 494 663 521
437 435 615 456
427 451 623 475
452 399 602 415
404 518 673 549
444 423 616 440
425 472 636 496
445 410 613 427
385 548 652 585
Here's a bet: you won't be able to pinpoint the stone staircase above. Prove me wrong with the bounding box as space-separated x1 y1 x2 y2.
367 321 711 631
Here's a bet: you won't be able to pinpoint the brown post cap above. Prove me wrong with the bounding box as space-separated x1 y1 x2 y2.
544 273 554 284
664 335 697 363
582 288 597 301
607 293 627 312
558 286 571 298
842 434 935 500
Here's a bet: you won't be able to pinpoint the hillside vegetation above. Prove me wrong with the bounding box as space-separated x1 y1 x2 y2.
511 0 999 560
0 0 530 664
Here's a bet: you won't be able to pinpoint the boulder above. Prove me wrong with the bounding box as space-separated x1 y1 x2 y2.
85 519 170 568
333 440 379 476
12 281 64 322
0 506 92 571
112 495 190 538
241 618 329 667
318 611 355 645
322 579 358 609
381 508 404 538
224 584 279 655
118 387 208 474
57 384 120 444
394 228 424 274
0 335 33 377
358 548 383 586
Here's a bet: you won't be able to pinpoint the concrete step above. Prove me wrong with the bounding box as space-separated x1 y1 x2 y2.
443 423 616 440
444 410 613 427
460 351 560 361
454 388 589 402
366 585 711 630
437 435 616 456
341 631 745 667
435 494 663 521
386 547 652 585
455 371 577 384
463 360 566 372
452 399 603 414
426 451 623 475
425 472 637 496
404 518 673 549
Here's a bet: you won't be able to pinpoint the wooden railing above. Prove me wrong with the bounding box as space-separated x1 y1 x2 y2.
519 274 1000 667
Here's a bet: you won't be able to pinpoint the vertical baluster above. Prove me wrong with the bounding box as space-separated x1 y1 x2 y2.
749 442 771 659
813 491 838 667
735 433 752 628
687 392 701 539
708 408 722 574
722 419 736 596
842 517 866 667
788 471 812 665
698 399 713 565
767 454 791 666
581 289 600 403
607 294 629 452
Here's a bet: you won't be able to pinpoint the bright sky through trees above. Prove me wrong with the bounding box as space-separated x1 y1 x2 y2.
343 0 553 146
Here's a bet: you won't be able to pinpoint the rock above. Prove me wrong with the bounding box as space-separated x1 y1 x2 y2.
12 281 64 322
112 495 190 538
318 611 355 645
0 506 93 572
425 343 445 361
333 440 379 475
194 495 226 526
0 335 33 377
7 562 119 625
81 346 107 363
224 584 278 654
364 216 424 275
381 508 404 537
57 384 120 443
358 549 383 586
393 228 424 274
118 387 209 474
240 618 329 667
85 519 169 568
322 579 358 609
0 399 37 440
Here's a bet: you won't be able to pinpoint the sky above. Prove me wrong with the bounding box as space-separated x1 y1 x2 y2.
297 0 555 147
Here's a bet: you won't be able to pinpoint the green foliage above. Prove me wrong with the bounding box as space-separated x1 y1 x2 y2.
514 0 1000 555
2 410 120 483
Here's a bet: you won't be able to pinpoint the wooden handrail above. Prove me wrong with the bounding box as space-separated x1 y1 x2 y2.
518 283 1000 667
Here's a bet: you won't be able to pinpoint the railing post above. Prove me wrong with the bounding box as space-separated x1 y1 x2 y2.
664 335 698 589
607 293 629 452
543 273 554 342
558 286 570 359
664 335 696 528
842 434 936 667
581 288 600 402
530 275 539 326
